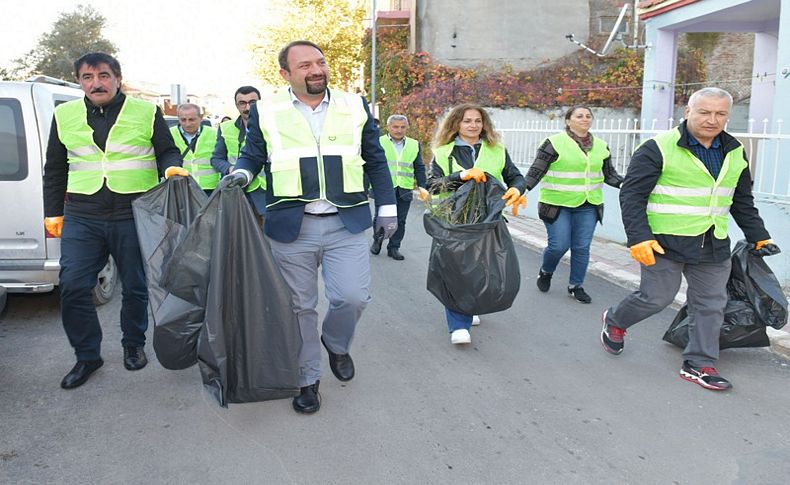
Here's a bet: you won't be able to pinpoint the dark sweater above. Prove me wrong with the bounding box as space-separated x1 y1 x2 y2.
43 92 182 220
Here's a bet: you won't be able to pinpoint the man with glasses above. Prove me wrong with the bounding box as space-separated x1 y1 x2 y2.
211 85 266 216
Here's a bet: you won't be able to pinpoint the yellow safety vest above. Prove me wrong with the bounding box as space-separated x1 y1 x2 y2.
431 141 505 199
170 125 220 189
647 127 746 239
380 135 420 189
539 132 608 207
220 119 263 192
258 88 368 209
55 97 158 194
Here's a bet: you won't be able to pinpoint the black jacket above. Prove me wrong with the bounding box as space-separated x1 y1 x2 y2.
427 141 526 195
210 116 245 176
43 92 182 220
620 121 770 263
525 134 623 223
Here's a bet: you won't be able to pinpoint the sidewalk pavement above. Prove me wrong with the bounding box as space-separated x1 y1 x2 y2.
506 213 790 360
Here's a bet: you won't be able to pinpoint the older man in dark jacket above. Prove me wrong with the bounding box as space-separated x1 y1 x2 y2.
599 87 779 391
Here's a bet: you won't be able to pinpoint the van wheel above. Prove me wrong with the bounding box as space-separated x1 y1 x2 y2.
93 257 118 306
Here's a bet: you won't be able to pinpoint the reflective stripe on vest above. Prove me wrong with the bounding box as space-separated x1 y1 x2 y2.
538 132 607 207
171 125 220 189
220 119 263 192
431 141 505 199
55 97 158 194
647 127 747 239
380 135 419 189
258 88 368 209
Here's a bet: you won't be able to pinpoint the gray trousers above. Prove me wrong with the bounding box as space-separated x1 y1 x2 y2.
606 255 731 367
267 215 371 386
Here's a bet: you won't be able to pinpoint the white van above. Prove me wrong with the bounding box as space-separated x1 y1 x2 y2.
0 76 117 305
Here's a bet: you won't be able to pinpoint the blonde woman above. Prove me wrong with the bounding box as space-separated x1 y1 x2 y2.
422 103 526 345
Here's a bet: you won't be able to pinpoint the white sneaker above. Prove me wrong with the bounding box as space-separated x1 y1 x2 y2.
471 315 481 326
450 329 471 345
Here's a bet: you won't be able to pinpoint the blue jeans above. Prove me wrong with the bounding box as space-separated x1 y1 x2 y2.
59 215 149 361
445 307 472 332
541 204 598 287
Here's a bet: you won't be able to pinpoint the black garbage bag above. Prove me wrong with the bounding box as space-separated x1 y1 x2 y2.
663 240 788 349
163 185 300 407
663 301 770 350
132 177 208 370
729 240 787 329
423 177 521 315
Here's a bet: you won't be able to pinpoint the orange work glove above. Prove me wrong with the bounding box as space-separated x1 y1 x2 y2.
510 195 527 217
45 216 64 238
752 239 781 257
164 166 189 178
755 239 772 250
460 167 487 183
502 187 527 216
416 187 431 202
629 239 665 266
502 187 521 205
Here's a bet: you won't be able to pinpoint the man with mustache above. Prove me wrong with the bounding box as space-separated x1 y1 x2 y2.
600 87 779 391
43 52 186 389
211 86 267 217
223 40 397 414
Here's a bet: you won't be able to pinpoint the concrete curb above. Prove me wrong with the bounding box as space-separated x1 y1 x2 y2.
507 216 790 361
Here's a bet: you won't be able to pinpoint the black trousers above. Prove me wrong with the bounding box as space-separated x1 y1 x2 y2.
373 187 412 249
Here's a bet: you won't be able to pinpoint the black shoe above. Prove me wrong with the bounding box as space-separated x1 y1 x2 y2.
60 359 104 389
568 286 592 303
536 269 552 292
123 345 148 371
387 248 405 260
680 361 732 391
370 237 383 255
292 380 321 414
321 335 355 381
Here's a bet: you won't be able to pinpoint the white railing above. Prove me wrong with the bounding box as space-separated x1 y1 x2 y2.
498 118 790 202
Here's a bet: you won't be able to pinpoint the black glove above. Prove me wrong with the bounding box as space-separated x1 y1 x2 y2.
374 216 398 240
751 242 781 257
219 171 248 189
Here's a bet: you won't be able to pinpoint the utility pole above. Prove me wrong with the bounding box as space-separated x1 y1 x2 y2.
371 0 377 116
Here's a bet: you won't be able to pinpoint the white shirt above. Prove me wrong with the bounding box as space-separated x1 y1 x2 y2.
239 89 396 218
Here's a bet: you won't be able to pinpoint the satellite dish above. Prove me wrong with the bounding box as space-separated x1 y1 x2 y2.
566 4 630 57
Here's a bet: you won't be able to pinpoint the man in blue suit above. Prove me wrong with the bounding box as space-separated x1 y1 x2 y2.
225 40 397 415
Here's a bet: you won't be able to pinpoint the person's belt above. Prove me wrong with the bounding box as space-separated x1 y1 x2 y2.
304 212 338 217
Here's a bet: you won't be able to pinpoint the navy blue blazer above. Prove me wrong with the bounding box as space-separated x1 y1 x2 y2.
235 92 396 243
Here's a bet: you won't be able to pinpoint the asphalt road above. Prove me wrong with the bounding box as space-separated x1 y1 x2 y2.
2 205 789 484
